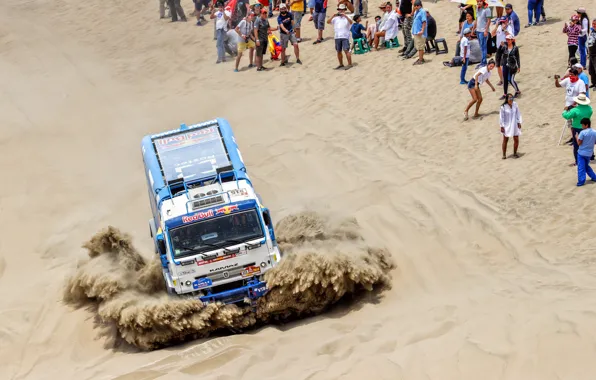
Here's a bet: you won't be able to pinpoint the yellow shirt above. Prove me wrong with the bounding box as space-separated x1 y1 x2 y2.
290 0 305 12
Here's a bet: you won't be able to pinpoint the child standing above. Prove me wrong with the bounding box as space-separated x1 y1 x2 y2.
576 117 596 186
459 28 471 84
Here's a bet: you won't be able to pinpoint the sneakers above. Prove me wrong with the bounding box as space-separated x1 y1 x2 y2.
460 80 468 85
296 59 302 64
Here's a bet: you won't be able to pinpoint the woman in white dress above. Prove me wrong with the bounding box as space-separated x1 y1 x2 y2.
499 93 523 159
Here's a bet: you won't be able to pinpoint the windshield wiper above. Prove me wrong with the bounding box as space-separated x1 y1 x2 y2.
200 242 232 253
222 238 260 249
177 244 229 257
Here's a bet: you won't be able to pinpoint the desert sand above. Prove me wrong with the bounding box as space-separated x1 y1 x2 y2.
2 0 596 379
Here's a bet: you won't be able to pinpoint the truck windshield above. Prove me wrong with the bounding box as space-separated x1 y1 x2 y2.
169 209 264 258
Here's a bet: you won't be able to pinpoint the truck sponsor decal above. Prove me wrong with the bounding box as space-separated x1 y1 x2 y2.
241 266 261 278
182 209 214 223
193 277 212 290
229 188 249 197
178 268 196 276
252 286 268 297
155 127 218 152
215 205 239 216
209 263 239 273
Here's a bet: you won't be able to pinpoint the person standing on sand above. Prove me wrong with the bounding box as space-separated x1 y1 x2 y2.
562 94 592 166
576 118 596 186
278 4 303 66
212 2 231 63
500 34 521 99
312 0 328 44
464 59 496 120
168 0 187 22
254 9 273 71
474 0 492 66
459 28 472 84
160 0 171 19
234 12 256 72
564 15 582 63
328 3 353 70
289 0 306 42
589 19 596 87
411 0 427 65
499 93 523 159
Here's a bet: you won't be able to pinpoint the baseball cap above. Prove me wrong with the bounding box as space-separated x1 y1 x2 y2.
463 28 471 34
261 8 267 14
506 34 514 39
577 7 586 13
338 3 347 10
279 3 287 9
573 63 584 69
413 0 422 6
498 16 508 23
505 3 512 9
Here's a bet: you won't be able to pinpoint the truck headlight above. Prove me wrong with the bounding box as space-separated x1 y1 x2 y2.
185 280 191 286
260 262 267 268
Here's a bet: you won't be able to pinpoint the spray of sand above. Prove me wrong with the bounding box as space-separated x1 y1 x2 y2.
64 212 396 350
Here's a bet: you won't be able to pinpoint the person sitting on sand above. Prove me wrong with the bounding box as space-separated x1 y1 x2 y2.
464 59 496 120
328 3 353 70
576 118 596 186
499 93 523 159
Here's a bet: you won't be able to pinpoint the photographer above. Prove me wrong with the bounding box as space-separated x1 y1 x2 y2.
234 12 256 72
555 68 586 110
328 3 353 70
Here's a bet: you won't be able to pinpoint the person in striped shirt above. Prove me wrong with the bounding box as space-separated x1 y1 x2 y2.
564 14 582 63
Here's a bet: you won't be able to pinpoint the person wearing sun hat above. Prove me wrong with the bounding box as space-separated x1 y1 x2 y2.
328 3 353 70
499 34 521 99
562 91 592 166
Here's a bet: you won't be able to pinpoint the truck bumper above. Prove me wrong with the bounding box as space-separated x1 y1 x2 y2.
197 279 268 305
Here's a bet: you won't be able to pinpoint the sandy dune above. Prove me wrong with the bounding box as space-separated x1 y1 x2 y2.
2 0 596 379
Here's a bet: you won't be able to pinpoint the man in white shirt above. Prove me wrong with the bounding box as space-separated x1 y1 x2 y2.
460 28 471 84
211 2 231 63
555 68 587 109
328 3 353 69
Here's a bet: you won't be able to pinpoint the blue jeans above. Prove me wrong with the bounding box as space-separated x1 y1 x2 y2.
216 28 226 61
460 58 468 83
477 32 487 65
577 154 596 186
579 35 587 68
527 0 541 24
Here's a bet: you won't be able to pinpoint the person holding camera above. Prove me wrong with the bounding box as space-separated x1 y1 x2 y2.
234 12 257 72
555 67 587 109
328 3 353 70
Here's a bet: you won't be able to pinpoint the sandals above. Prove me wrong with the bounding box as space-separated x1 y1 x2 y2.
313 39 323 44
334 64 345 70
413 59 425 65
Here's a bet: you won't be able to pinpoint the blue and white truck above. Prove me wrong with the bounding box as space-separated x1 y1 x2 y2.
141 118 282 305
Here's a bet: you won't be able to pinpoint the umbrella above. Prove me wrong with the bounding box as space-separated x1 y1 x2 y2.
450 0 476 4
450 0 504 6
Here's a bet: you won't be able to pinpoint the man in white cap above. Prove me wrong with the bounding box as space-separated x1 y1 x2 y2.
327 3 353 70
277 3 302 65
573 63 590 98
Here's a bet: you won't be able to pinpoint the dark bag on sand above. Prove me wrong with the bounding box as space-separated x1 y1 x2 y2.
452 56 464 66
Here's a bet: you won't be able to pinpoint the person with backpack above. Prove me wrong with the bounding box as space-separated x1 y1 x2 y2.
499 34 521 99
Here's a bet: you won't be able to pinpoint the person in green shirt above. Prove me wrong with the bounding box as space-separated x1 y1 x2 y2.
562 93 593 165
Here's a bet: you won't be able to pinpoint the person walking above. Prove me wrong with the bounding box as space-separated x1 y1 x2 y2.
564 15 582 63
577 7 590 69
328 3 353 69
589 19 596 87
474 0 492 66
499 93 523 159
464 59 496 120
562 94 593 166
411 0 427 65
168 0 187 22
500 34 521 99
576 118 596 186
459 28 472 84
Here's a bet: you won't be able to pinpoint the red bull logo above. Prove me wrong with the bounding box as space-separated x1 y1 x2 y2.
215 205 239 216
182 209 214 223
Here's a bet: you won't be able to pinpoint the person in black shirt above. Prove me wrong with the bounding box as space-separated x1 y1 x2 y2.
426 10 437 50
254 9 276 71
399 0 413 54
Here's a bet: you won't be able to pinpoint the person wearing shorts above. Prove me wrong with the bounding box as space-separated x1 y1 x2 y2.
328 3 353 69
234 12 256 71
411 0 427 65
254 9 272 71
312 0 327 44
278 4 302 65
290 0 306 42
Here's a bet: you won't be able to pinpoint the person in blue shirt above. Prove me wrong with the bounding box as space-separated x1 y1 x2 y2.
411 0 427 65
350 14 367 49
576 117 596 186
505 4 520 36
573 63 590 98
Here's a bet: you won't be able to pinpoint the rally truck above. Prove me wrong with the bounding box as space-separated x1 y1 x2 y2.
141 118 281 305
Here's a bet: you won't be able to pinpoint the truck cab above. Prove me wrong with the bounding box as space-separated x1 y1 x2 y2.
141 119 281 305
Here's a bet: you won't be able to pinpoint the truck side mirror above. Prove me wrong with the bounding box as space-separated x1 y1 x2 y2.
156 235 166 255
262 210 271 226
